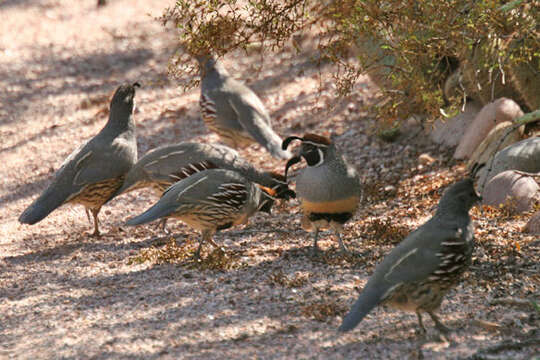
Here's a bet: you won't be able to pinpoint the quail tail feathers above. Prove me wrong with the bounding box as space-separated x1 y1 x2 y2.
18 182 73 224
338 285 387 332
126 203 177 226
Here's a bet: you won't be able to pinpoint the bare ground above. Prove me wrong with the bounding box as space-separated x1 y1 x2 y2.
0 1 538 359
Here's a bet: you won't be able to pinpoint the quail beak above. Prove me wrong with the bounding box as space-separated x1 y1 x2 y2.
475 192 483 203
280 189 296 200
284 156 302 179
474 191 483 216
272 181 296 200
259 201 273 214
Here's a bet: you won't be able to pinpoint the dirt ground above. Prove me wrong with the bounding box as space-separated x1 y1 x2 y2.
1 1 538 359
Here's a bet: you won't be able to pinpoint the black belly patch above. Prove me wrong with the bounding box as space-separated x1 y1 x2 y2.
217 222 233 231
308 212 353 224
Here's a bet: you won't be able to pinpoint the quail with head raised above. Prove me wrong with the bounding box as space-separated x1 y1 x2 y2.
19 82 140 236
197 54 291 159
283 133 361 253
126 169 278 258
338 178 481 334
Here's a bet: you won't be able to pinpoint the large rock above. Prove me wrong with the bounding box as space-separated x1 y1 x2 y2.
524 211 540 234
482 170 539 214
430 101 481 148
478 136 540 186
467 121 523 173
454 98 524 159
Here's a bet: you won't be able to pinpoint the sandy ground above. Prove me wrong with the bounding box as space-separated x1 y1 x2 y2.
1 1 538 359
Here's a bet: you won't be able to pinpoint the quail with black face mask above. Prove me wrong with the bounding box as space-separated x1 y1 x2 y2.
283 133 362 254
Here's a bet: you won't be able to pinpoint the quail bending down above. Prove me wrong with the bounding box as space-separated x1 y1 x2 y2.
18 83 139 236
283 133 361 253
112 142 294 201
197 54 291 159
339 179 481 334
126 169 278 258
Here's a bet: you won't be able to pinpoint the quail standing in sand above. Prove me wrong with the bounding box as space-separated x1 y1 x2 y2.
197 54 291 159
111 142 294 201
338 179 481 334
283 133 361 253
126 169 278 258
19 83 140 236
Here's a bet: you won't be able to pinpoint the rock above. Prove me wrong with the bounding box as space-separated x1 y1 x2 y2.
467 121 523 173
430 101 481 148
399 115 424 139
418 153 435 165
383 185 397 196
482 170 539 214
495 98 524 123
454 98 524 159
524 211 540 234
477 136 540 186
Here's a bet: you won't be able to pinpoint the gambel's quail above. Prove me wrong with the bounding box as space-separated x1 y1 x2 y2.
283 133 361 253
339 179 481 334
197 54 291 159
112 142 295 201
126 169 278 258
19 83 140 236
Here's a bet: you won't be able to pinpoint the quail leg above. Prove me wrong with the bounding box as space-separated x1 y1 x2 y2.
206 237 221 251
416 311 427 334
156 218 169 234
194 230 216 259
428 311 452 334
85 208 93 224
195 231 208 260
90 208 101 237
311 227 321 254
335 231 351 255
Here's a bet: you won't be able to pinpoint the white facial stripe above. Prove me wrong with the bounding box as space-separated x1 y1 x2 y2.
313 148 325 167
302 141 328 148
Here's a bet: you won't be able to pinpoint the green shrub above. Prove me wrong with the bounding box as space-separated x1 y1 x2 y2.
163 0 539 122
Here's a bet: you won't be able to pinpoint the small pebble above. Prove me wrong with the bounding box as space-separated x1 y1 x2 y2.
418 153 435 165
